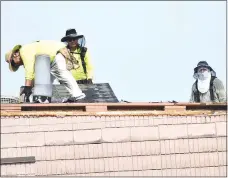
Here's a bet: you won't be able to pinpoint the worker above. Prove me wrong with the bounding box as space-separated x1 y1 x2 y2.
5 40 86 103
190 61 226 103
61 29 94 84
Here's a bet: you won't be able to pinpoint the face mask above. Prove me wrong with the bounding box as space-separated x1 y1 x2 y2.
198 70 211 80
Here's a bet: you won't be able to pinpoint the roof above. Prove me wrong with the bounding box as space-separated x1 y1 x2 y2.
1 95 20 104
1 102 226 177
2 82 227 117
20 83 119 103
1 102 227 117
1 110 226 176
1 110 226 117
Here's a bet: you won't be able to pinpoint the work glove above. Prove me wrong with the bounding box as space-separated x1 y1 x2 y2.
20 86 33 103
87 79 93 84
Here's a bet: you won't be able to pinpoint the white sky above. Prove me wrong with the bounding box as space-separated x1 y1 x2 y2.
1 1 227 102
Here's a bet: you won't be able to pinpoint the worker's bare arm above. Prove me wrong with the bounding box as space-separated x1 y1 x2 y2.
25 79 34 87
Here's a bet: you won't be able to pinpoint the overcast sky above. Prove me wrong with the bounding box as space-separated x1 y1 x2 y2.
1 1 226 102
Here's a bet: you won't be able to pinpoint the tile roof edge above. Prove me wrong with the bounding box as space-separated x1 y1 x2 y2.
1 110 226 117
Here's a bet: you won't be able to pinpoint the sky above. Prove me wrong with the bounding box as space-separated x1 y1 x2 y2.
1 1 227 102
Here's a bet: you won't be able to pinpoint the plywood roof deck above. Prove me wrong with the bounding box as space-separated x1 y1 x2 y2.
1 102 227 117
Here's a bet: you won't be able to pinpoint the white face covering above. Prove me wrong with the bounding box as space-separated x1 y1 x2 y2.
197 69 211 93
198 70 210 80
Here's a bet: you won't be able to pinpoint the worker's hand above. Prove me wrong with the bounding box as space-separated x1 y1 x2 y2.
87 79 93 84
20 86 33 102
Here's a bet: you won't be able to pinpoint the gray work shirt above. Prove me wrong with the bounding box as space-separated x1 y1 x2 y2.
190 78 227 103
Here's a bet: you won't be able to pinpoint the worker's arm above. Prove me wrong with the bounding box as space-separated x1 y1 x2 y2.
20 55 35 100
84 50 94 80
20 47 36 86
23 58 35 85
214 78 227 103
189 84 196 103
25 79 34 87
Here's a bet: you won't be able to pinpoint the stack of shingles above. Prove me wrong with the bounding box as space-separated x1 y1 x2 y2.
1 113 227 176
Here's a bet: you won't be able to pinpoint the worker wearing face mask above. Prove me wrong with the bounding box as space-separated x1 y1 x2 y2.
61 29 94 84
190 61 226 103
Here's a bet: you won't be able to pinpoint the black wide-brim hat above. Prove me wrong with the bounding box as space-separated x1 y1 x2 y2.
61 29 84 42
193 61 216 78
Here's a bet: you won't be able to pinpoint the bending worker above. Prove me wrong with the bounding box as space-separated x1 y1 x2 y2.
5 40 86 103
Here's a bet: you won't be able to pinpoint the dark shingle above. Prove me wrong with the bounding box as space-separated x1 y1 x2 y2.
1 156 36 165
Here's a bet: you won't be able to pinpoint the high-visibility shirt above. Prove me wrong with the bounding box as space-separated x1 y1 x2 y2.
69 48 94 80
19 40 66 80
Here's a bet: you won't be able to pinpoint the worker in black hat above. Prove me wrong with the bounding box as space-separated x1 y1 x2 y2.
61 29 94 84
190 61 226 103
